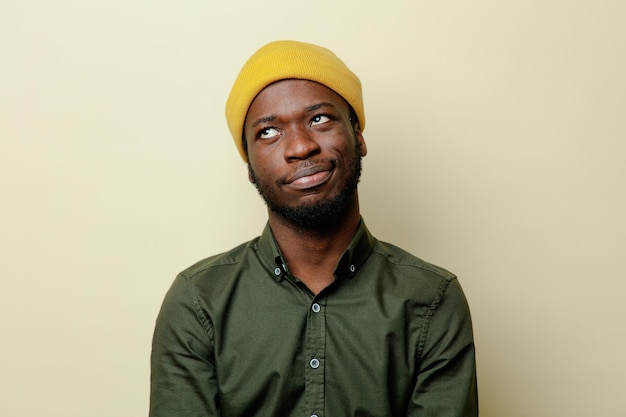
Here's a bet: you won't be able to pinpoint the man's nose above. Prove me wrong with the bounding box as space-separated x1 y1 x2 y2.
283 125 321 161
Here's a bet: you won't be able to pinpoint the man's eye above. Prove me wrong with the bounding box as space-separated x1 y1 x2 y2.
258 127 279 139
310 115 331 126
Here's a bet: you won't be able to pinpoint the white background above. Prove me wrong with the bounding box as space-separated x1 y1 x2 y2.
2 1 625 416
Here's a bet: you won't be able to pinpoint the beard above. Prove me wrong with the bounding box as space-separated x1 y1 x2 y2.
248 139 363 230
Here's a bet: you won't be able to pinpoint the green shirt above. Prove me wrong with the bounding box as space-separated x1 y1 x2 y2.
150 221 478 417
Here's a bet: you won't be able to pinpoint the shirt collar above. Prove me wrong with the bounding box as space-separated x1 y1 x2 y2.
256 218 375 282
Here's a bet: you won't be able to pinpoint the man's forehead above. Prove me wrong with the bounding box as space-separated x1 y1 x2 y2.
248 79 349 115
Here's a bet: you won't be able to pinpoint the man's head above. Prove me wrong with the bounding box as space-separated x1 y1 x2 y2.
225 40 365 162
225 41 367 229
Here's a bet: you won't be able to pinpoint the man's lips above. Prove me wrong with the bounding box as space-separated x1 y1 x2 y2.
282 162 334 190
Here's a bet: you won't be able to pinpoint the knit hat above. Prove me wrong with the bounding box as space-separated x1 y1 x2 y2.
225 40 365 161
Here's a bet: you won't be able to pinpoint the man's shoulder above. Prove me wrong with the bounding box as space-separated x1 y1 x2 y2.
370 239 456 282
178 236 260 280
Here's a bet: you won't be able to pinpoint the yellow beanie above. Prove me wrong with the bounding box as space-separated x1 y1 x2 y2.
225 40 365 161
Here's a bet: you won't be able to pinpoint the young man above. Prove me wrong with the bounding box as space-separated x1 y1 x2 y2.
150 40 478 417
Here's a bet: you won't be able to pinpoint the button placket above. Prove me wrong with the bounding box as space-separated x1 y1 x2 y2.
304 296 326 414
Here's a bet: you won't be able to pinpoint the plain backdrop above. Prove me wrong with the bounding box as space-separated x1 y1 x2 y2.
1 1 625 416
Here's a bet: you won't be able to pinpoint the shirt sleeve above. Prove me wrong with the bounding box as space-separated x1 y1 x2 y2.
408 278 479 417
150 274 221 417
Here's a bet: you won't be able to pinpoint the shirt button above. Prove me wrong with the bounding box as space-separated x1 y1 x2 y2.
274 267 281 276
349 264 356 273
309 358 320 369
310 414 319 417
311 303 321 313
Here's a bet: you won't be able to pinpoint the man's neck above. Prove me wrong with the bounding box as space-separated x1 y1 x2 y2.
268 200 361 295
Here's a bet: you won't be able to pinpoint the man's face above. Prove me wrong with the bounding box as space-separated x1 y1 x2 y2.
244 79 367 229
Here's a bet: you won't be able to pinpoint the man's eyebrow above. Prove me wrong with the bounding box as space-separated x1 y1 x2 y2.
250 115 276 128
305 102 336 112
250 102 336 128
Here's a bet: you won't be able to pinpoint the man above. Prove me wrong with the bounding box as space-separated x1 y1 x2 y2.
150 40 478 417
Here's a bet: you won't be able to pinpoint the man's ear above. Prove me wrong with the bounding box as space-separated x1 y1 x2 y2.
355 128 367 157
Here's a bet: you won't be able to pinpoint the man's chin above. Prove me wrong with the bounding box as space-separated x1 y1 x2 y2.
268 193 353 229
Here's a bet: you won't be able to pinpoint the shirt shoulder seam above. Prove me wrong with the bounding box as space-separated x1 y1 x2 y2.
370 243 456 281
179 239 257 278
178 272 216 351
415 277 454 360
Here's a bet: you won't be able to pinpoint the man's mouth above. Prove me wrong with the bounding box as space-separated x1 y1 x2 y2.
282 162 334 190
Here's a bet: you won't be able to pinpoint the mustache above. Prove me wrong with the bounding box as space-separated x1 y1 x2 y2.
278 159 337 185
